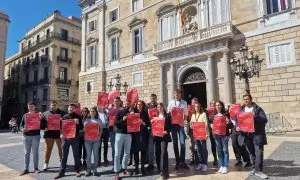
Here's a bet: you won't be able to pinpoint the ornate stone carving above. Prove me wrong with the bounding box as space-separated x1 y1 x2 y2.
182 6 198 34
184 71 206 83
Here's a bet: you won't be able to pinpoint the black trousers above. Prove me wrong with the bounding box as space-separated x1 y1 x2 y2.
231 132 250 163
155 140 169 175
134 151 146 169
99 128 109 163
209 130 217 161
79 135 86 161
60 138 80 173
245 134 265 171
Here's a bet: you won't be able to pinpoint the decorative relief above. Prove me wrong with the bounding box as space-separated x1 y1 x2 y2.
184 71 206 83
182 6 198 34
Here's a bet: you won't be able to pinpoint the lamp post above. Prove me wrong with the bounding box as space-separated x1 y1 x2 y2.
229 45 263 95
107 74 129 95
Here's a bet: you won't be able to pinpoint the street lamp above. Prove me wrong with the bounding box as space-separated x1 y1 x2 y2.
107 74 129 95
229 45 263 95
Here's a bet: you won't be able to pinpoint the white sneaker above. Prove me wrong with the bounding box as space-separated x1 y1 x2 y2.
196 164 203 170
218 167 224 173
222 167 228 174
201 165 208 172
43 163 48 171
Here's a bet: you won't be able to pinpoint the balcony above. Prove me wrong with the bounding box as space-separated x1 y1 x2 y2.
41 55 50 64
153 22 233 56
57 56 72 64
39 78 49 85
22 32 81 52
31 58 40 68
56 78 71 85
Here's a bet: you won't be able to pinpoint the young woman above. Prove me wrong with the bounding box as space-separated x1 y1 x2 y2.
131 100 150 176
84 106 103 176
190 102 209 172
210 101 233 174
79 107 89 168
152 103 171 180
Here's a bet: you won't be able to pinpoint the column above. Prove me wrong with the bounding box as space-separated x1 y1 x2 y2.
223 50 233 104
168 63 175 102
98 5 105 71
159 64 164 103
81 13 86 72
207 53 216 105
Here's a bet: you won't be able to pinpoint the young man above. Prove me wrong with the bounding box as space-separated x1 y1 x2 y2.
41 101 66 171
20 101 42 176
167 89 189 170
54 104 83 179
239 94 268 179
114 101 135 180
187 97 199 165
146 93 158 171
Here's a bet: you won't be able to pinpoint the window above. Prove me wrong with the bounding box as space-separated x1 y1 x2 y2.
88 45 97 67
43 67 48 79
110 37 119 61
88 20 97 32
266 0 292 14
61 29 68 40
45 47 49 56
59 67 67 81
35 52 39 60
37 35 40 43
34 70 38 83
132 71 143 87
43 89 48 101
132 0 142 12
28 40 31 47
265 39 296 69
60 48 68 59
46 29 50 38
160 14 177 41
132 27 143 54
86 81 94 93
109 8 119 23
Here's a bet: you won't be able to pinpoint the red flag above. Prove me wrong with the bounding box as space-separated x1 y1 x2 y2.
207 107 215 117
148 108 158 120
229 104 241 119
108 108 119 126
108 90 121 104
97 92 109 107
126 88 139 103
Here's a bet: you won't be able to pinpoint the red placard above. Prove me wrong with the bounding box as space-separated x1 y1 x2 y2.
152 118 165 137
74 103 81 115
108 90 121 104
188 105 194 120
127 113 140 133
213 116 227 135
109 108 118 126
148 108 158 120
229 104 242 119
126 89 139 103
84 123 100 141
171 107 184 125
97 92 109 107
62 119 76 139
207 107 215 117
238 112 255 132
193 122 207 140
25 113 40 130
47 114 61 130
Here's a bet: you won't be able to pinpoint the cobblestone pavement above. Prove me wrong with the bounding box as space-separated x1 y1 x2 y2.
0 131 300 180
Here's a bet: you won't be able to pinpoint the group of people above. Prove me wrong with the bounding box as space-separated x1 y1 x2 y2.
18 89 269 180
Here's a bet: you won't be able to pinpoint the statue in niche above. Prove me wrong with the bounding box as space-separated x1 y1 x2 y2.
183 6 198 34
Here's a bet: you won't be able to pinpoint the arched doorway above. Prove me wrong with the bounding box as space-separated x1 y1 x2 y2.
180 67 207 108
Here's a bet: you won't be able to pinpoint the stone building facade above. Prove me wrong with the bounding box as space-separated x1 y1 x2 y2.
2 11 81 121
0 11 9 124
78 0 300 128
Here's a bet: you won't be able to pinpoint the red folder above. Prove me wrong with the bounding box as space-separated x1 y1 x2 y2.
62 119 76 139
193 122 207 140
171 107 184 125
25 113 40 130
47 114 61 130
152 118 165 137
127 113 140 133
213 116 227 135
238 112 255 132
84 123 100 141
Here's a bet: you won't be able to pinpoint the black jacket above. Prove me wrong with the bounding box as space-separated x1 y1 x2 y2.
41 108 66 139
210 112 233 136
61 112 83 138
153 113 172 142
114 108 138 134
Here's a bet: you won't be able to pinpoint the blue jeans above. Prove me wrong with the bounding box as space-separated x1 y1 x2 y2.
23 135 40 169
195 140 208 165
85 140 101 171
171 125 186 164
109 131 115 162
148 134 155 165
60 137 80 173
214 135 230 167
114 133 132 173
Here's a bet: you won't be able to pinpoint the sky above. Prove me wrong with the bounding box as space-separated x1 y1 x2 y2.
1 0 82 58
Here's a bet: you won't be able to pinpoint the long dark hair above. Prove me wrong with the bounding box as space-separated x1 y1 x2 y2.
90 106 99 119
135 100 146 112
81 107 90 119
214 100 226 115
157 102 167 114
192 102 204 115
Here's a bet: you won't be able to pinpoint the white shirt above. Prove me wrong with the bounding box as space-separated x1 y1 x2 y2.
98 112 108 128
245 106 254 113
167 99 188 116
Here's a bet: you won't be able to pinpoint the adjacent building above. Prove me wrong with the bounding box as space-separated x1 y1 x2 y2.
2 10 81 122
0 11 9 125
78 0 300 128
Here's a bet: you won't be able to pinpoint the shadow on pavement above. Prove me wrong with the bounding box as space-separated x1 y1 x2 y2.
263 159 300 177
